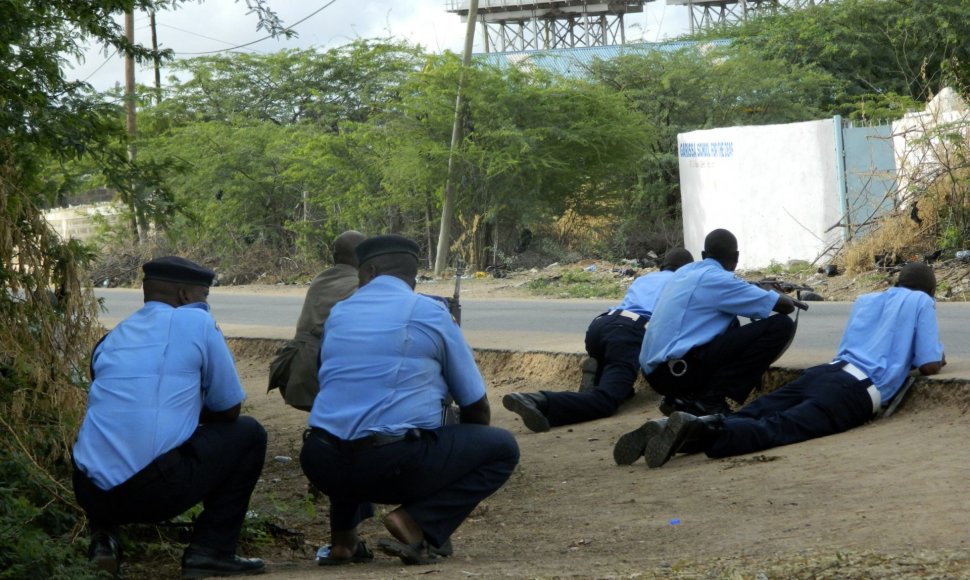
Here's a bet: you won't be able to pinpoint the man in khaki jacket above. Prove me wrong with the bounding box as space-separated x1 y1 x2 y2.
270 230 365 410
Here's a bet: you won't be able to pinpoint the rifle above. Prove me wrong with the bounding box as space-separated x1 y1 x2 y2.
752 278 812 365
447 258 465 325
440 258 466 425
882 376 916 418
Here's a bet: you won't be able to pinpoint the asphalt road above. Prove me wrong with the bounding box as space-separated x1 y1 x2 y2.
95 288 970 376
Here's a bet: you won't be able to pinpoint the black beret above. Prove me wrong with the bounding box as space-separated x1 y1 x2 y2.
662 248 694 271
356 234 420 264
142 256 215 287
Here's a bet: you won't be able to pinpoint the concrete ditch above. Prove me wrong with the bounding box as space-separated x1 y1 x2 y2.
227 337 970 415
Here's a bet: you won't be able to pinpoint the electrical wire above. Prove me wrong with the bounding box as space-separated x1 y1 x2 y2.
178 0 340 55
81 49 119 83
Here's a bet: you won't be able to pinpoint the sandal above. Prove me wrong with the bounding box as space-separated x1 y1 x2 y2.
377 537 438 565
317 540 374 566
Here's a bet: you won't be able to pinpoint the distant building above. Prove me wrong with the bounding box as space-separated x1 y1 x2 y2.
43 202 122 242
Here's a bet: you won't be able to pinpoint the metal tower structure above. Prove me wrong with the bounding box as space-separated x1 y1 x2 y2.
666 0 833 34
445 1 648 53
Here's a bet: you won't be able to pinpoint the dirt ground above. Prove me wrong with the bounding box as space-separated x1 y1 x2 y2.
178 336 970 580
116 261 970 578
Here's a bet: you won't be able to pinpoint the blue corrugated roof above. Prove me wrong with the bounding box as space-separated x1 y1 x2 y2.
474 40 730 76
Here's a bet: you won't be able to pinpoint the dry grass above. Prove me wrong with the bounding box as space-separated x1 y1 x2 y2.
1 140 103 515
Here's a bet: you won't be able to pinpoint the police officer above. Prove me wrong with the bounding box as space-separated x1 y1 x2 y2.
72 256 267 577
639 229 801 417
300 235 520 566
269 230 365 411
502 248 694 432
636 262 946 468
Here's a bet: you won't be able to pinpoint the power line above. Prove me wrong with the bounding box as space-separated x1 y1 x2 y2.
156 22 246 49
179 0 340 55
81 49 119 83
75 1 338 87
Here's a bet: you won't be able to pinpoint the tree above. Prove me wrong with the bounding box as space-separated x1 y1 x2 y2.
136 41 427 269
0 1 289 573
163 41 425 129
722 0 970 109
373 55 655 266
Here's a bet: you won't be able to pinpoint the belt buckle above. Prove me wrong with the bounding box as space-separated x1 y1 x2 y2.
667 359 688 377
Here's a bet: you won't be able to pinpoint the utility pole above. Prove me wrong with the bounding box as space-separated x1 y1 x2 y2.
149 10 162 105
433 0 479 277
124 10 141 242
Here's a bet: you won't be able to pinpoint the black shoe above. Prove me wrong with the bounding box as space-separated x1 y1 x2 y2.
613 418 667 465
658 396 677 416
645 411 697 468
429 538 453 557
645 412 723 468
502 392 550 433
578 357 598 393
88 530 121 577
659 396 731 417
182 547 265 578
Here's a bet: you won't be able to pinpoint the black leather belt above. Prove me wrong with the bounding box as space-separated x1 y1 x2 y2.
308 427 416 451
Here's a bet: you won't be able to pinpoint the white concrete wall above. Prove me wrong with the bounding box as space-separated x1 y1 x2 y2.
42 202 122 242
678 119 842 270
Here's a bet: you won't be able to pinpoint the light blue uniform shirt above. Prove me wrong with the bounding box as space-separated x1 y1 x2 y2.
615 270 675 318
835 286 943 400
639 258 779 374
73 301 246 490
309 275 487 440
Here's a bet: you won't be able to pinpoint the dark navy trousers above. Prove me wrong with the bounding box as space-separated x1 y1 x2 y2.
707 363 875 458
646 313 795 405
542 312 645 427
72 416 267 554
300 424 519 549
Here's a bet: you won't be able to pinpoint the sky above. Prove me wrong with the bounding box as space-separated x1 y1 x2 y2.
70 0 691 92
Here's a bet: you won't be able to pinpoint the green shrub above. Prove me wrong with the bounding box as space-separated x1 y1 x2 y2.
527 270 626 299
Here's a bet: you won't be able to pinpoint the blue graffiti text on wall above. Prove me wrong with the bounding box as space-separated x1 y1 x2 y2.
679 142 734 158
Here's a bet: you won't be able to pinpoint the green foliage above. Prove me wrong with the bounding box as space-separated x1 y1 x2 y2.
527 270 626 299
0 452 98 579
722 0 970 105
0 0 295 572
121 43 656 270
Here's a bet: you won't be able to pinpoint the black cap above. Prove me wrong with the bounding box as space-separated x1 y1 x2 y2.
662 248 694 271
355 234 420 264
143 256 215 287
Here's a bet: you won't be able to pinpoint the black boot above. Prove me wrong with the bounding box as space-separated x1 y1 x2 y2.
502 392 550 433
181 546 265 578
645 412 723 468
613 418 667 465
659 395 731 417
88 529 122 577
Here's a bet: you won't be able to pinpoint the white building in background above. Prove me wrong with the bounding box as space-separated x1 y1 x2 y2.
42 202 122 242
677 88 970 270
892 87 970 201
678 118 895 270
